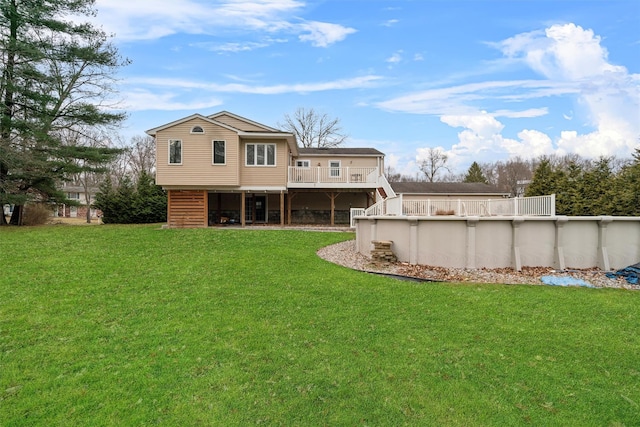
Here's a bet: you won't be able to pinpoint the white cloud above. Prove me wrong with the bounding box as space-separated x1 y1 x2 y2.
121 90 223 111
94 0 355 47
380 22 639 170
382 19 399 27
298 21 357 47
122 75 383 107
498 23 626 80
386 51 403 64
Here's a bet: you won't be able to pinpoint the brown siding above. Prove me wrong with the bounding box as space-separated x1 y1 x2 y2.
168 190 207 228
156 118 240 187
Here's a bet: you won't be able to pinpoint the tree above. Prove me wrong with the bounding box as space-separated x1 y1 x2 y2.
59 128 123 223
418 148 450 182
126 135 156 177
495 157 534 196
94 170 166 224
278 107 347 148
463 161 488 184
0 0 128 225
612 148 640 215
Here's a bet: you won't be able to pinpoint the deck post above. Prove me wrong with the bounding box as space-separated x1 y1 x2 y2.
280 191 285 226
241 191 246 227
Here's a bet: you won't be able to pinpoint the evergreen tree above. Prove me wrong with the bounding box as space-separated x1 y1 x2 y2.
579 157 614 215
463 161 488 184
611 148 640 215
134 171 167 223
94 171 167 224
0 0 128 225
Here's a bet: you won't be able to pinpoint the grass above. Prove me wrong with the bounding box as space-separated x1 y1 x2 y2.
1 224 639 426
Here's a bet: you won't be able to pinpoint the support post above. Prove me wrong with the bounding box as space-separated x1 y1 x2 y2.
598 216 613 271
409 217 419 264
466 216 479 269
511 217 524 271
280 191 285 226
554 216 568 270
241 191 246 227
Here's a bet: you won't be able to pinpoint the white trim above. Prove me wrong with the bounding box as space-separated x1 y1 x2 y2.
296 159 310 168
190 125 205 134
246 143 277 167
168 139 182 165
212 140 226 165
329 160 341 177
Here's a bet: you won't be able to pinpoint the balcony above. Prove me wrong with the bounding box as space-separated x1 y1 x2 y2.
288 166 379 189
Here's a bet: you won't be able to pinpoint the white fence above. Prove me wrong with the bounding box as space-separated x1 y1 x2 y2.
351 194 556 227
288 166 378 184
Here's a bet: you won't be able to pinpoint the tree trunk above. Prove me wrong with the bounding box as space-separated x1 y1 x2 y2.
9 204 23 225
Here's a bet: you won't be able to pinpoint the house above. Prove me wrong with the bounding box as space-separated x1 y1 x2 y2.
388 182 511 216
56 184 101 219
146 111 387 228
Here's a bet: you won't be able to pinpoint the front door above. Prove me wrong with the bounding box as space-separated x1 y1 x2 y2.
245 195 267 223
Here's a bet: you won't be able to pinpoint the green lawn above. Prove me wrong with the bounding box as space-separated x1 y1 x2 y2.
1 224 638 426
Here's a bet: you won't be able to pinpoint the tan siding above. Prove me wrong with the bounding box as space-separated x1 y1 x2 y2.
240 139 289 187
156 118 240 187
213 113 267 131
294 155 379 169
167 190 207 228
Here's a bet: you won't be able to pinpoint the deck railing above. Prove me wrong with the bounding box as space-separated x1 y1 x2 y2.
288 166 378 185
351 194 555 225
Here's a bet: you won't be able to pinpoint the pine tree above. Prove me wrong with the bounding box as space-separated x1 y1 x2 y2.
0 0 128 225
463 162 488 184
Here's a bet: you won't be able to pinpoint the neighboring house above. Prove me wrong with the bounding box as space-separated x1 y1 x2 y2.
146 111 387 227
390 182 509 201
57 184 100 219
388 182 511 216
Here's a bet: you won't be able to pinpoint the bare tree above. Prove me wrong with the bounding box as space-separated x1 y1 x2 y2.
278 107 347 148
59 128 122 223
495 157 534 196
127 135 156 177
418 148 450 182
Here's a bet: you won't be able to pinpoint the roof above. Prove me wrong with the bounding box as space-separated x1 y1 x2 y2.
144 111 299 156
298 147 384 156
207 111 281 132
390 182 509 196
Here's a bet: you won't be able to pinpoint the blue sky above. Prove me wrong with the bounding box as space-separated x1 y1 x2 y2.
94 0 640 176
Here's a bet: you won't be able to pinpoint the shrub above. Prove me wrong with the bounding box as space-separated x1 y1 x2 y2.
22 204 54 226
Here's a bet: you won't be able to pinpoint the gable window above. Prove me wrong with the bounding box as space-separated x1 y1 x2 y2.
296 160 310 168
212 140 226 165
329 160 341 177
246 143 276 166
191 125 204 134
169 139 182 164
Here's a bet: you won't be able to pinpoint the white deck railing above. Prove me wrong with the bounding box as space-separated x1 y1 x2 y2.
352 195 555 224
404 195 555 216
288 166 378 185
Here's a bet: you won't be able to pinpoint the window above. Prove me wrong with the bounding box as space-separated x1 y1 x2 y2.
67 192 80 199
191 125 204 134
212 140 225 165
296 160 310 168
329 160 341 177
169 139 182 164
246 143 276 166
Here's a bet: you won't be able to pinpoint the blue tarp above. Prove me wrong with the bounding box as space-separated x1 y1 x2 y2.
605 262 640 284
540 276 595 288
